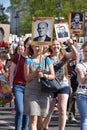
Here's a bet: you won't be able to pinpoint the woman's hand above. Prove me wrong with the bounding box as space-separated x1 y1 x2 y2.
38 71 44 78
67 39 73 47
36 66 43 78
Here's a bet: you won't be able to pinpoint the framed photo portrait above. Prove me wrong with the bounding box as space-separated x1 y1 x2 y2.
84 11 87 42
84 11 87 21
79 37 84 44
69 12 85 35
54 23 70 42
32 17 54 45
0 24 10 43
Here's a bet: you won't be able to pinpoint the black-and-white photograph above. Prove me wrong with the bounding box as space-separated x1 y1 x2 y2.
32 17 54 45
71 13 83 29
79 36 84 44
54 23 70 42
69 12 84 34
84 11 87 42
0 24 10 43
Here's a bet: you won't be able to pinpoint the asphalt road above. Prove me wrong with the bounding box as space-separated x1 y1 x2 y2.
0 103 80 130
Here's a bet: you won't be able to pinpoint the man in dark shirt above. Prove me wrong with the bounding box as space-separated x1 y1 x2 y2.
58 26 68 38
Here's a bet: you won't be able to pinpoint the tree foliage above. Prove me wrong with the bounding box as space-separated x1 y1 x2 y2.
10 0 87 35
0 4 9 24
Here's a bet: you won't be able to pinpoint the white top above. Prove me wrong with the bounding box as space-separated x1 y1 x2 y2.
76 63 87 95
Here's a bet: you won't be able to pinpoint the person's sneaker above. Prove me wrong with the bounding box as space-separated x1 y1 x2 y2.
69 117 79 123
66 115 68 121
54 106 58 112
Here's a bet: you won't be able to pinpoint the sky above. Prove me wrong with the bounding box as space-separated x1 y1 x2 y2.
0 0 10 8
0 0 11 20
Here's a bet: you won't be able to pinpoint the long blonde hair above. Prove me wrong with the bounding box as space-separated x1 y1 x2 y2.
52 38 68 79
59 42 68 79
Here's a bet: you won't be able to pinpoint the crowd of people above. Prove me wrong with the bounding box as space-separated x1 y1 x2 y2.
0 23 87 130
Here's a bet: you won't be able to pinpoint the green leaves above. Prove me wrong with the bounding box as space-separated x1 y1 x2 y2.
0 4 9 24
9 0 87 35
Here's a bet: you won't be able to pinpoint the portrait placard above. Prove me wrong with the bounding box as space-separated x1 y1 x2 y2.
84 11 87 42
0 24 10 42
84 11 87 21
31 17 54 45
54 23 70 42
69 12 85 35
79 37 84 44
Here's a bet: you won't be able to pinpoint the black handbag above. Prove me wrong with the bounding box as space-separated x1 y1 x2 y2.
40 57 62 93
41 77 62 93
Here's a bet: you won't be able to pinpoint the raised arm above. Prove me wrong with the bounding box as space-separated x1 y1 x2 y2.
66 39 78 61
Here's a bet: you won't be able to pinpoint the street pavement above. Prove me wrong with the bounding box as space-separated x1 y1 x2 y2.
0 104 15 130
49 110 80 130
0 103 80 130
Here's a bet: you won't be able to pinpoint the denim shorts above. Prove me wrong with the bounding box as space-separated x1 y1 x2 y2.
53 86 70 98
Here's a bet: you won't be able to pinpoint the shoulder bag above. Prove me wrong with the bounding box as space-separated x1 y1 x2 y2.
40 57 62 93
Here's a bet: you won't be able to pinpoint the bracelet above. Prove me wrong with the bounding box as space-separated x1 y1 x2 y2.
8 59 11 61
48 75 49 79
43 74 49 79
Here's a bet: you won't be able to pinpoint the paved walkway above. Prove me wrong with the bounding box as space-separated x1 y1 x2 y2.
0 103 80 130
0 104 15 130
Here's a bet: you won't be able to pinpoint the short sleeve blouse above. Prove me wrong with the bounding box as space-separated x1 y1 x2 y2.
76 63 87 95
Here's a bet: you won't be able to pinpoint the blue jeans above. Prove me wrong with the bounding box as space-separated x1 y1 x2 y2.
13 85 29 130
76 94 87 130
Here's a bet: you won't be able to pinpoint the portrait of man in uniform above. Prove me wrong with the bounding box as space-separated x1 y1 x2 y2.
71 13 83 29
69 12 84 35
79 37 84 43
57 26 68 38
54 23 70 42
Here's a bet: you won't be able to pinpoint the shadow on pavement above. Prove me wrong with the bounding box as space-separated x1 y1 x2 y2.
49 111 80 128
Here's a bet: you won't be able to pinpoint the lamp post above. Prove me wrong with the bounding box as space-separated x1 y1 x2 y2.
56 0 62 10
14 11 19 35
56 0 62 23
0 5 5 15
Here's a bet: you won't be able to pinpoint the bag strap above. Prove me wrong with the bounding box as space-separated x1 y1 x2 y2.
44 57 47 69
53 56 68 71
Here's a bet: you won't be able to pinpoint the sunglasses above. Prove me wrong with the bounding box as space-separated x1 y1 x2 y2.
83 51 87 53
73 40 76 42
